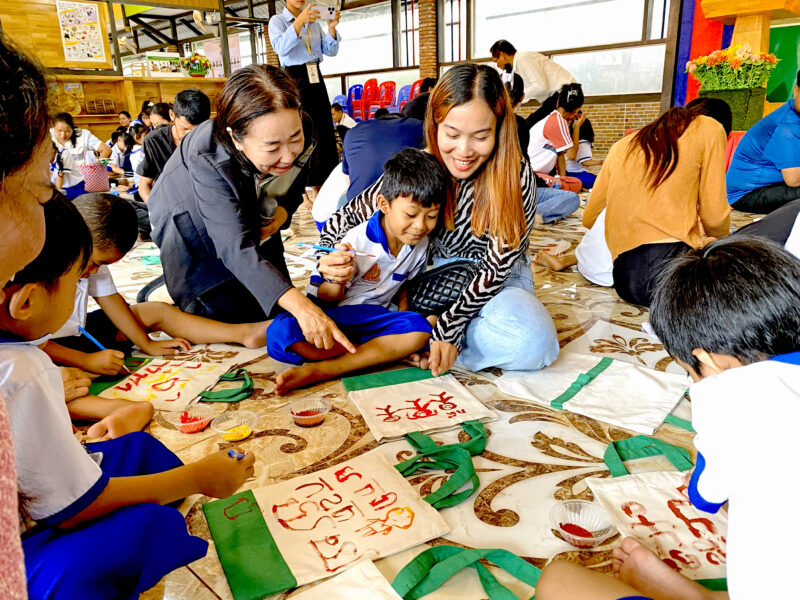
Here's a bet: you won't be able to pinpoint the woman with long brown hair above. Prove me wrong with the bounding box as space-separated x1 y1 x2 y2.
148 64 355 354
583 103 731 306
318 63 559 375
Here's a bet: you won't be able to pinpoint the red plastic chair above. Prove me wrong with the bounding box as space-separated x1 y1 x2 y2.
351 78 377 121
409 78 423 100
369 81 396 117
724 131 746 173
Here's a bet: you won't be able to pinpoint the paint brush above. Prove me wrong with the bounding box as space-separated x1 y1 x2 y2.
297 242 375 258
77 325 132 373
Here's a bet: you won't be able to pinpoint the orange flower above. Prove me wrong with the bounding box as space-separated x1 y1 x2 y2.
706 55 718 67
767 54 777 64
730 58 742 69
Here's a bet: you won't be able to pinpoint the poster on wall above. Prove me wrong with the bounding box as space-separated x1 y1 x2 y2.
203 35 241 77
56 1 107 63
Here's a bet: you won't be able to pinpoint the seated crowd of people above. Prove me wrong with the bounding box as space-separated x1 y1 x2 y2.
1 27 799 600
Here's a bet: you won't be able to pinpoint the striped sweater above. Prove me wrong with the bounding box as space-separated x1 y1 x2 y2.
319 160 537 348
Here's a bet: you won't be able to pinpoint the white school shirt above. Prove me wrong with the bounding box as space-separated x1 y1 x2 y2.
308 211 428 307
339 113 357 129
512 51 576 103
689 356 800 599
52 129 103 188
565 140 593 173
54 266 117 339
528 110 573 174
129 146 144 186
0 341 106 528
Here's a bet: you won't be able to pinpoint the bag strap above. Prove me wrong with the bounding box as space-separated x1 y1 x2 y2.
394 421 486 509
198 368 254 403
551 357 613 410
604 435 694 477
391 545 540 600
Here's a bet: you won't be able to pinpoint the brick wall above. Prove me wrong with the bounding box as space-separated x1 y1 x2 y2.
418 0 438 78
263 30 280 67
517 101 662 158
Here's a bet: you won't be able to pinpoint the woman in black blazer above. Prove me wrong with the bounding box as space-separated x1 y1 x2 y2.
149 65 354 353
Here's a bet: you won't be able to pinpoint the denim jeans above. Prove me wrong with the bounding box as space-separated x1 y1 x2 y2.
432 256 560 372
536 187 581 224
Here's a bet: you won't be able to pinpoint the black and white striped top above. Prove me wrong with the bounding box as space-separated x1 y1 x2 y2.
319 160 538 348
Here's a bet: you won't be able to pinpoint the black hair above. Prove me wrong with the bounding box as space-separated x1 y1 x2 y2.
380 148 447 208
650 236 800 373
130 123 148 140
10 192 92 290
579 117 595 143
119 110 131 119
557 83 584 113
0 34 50 181
686 97 733 136
110 131 123 145
420 77 438 93
504 73 525 107
173 88 211 125
53 112 80 146
73 192 138 254
151 102 171 122
490 40 516 58
331 102 343 111
140 100 154 114
120 132 136 154
374 108 390 118
797 69 799 87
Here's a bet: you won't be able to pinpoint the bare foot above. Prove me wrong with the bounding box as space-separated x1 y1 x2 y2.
275 364 328 395
613 537 711 600
86 402 154 441
242 320 272 349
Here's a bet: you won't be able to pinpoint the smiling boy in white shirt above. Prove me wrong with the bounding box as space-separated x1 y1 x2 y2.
268 148 447 393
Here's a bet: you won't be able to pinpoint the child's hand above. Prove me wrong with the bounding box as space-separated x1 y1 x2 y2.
142 338 192 356
85 350 126 375
193 449 255 498
318 242 356 284
60 367 93 402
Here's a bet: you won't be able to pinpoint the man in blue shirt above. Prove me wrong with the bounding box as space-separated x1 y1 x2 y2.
269 1 341 187
341 113 424 200
726 69 800 214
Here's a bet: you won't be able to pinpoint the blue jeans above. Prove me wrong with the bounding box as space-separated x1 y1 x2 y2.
433 256 559 372
536 187 580 223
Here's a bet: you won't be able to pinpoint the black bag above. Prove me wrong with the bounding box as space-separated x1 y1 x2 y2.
407 259 480 316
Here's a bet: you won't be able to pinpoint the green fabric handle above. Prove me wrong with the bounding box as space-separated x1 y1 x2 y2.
604 435 694 477
203 490 297 599
88 356 153 396
342 367 441 392
550 357 613 409
697 578 728 591
394 421 486 509
391 545 540 600
198 368 253 403
663 414 695 432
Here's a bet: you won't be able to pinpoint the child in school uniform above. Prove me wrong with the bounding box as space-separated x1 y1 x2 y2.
0 194 255 600
42 192 272 376
565 117 603 190
268 148 448 393
535 236 800 600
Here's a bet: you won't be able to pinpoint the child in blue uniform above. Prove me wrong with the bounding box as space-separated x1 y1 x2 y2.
536 237 800 600
268 148 447 393
0 195 255 600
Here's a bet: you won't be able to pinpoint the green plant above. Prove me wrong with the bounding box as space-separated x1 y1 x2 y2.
686 44 779 91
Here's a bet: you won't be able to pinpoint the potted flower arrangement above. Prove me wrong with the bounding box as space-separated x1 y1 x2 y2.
183 53 212 78
686 44 779 131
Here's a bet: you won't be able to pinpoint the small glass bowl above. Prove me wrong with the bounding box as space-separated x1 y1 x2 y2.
549 500 616 548
210 410 258 442
166 404 214 434
288 397 331 427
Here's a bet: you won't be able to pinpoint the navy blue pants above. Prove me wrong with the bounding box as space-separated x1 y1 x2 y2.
23 432 208 600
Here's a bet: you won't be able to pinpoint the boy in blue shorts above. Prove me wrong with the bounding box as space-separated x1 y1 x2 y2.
269 148 447 393
0 194 254 599
535 237 800 600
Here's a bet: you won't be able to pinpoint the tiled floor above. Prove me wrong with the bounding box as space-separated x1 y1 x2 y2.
117 202 755 599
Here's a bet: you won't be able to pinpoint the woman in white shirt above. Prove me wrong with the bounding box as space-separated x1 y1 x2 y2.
51 112 111 199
